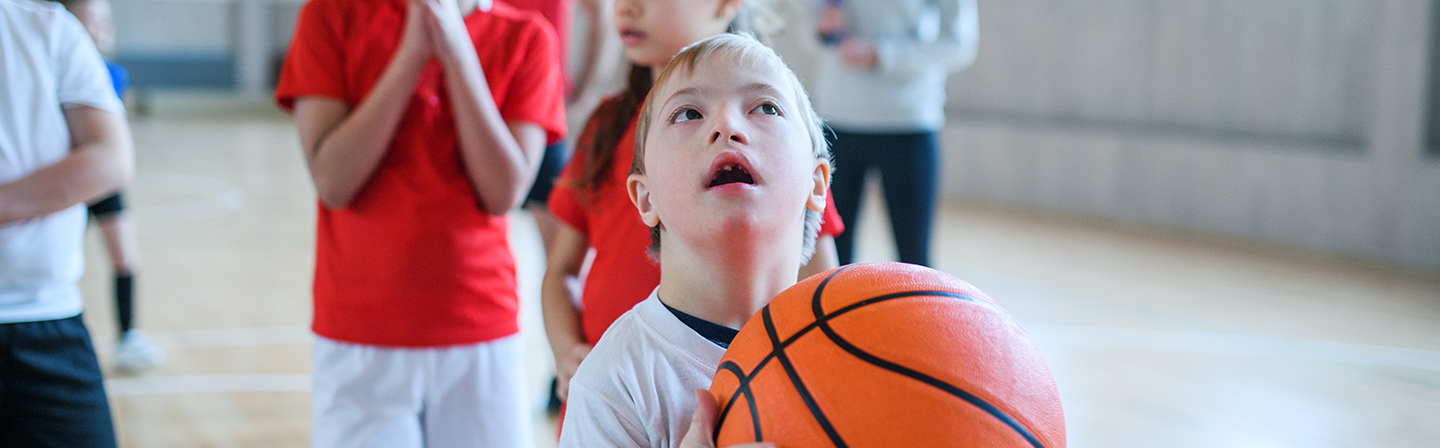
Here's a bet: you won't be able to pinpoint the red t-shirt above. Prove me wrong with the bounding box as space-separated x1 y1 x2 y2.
497 0 570 89
548 113 844 345
275 0 566 347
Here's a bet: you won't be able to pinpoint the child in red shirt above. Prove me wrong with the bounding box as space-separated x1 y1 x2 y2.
274 0 564 446
541 0 844 408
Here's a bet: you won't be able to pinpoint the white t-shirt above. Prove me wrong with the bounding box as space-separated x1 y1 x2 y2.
559 291 729 448
0 0 124 324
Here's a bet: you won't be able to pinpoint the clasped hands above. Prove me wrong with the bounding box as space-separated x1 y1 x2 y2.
397 0 480 65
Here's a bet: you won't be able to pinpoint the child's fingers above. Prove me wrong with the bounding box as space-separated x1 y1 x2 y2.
692 389 717 431
691 390 776 448
676 389 718 448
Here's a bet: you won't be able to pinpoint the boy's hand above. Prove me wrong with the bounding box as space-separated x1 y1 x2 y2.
554 343 592 401
679 389 776 448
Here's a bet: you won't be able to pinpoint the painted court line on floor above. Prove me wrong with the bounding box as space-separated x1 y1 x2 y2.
99 324 1440 396
1028 325 1440 372
97 324 1440 371
130 171 248 226
93 325 311 355
107 374 309 396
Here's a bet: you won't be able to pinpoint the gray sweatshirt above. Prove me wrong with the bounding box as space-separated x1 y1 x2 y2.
812 0 978 133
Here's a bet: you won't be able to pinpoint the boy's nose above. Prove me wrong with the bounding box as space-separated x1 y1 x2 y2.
709 113 749 146
710 130 747 146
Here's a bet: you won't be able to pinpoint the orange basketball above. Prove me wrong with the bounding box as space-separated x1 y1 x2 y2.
709 262 1065 448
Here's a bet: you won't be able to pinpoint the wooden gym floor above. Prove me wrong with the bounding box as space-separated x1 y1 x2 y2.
75 102 1439 447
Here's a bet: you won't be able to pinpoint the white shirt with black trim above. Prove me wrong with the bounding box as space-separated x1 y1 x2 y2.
559 290 729 448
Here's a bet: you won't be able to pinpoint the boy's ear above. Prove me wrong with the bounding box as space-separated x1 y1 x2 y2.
807 159 831 212
627 173 662 227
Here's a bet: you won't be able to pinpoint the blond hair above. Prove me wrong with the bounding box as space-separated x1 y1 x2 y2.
632 33 831 263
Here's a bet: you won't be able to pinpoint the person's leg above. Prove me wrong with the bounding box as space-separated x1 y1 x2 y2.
0 315 117 448
112 270 133 332
877 132 938 266
311 336 424 448
827 129 873 265
93 195 165 372
424 334 534 448
87 193 138 335
97 216 141 337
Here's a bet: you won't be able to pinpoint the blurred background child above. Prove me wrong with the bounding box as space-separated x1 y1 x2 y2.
274 0 566 445
1 0 134 443
53 0 165 373
812 0 977 267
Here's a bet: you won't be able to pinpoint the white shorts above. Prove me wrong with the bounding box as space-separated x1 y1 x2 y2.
311 334 535 448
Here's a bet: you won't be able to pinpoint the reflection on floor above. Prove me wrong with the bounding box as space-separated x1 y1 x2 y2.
76 110 1439 447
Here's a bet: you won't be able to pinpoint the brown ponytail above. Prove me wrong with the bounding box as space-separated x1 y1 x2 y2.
573 64 653 194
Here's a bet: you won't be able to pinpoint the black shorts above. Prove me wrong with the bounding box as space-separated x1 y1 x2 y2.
524 141 567 207
87 192 125 218
0 314 117 446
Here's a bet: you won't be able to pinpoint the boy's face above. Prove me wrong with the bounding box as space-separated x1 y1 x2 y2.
629 54 829 256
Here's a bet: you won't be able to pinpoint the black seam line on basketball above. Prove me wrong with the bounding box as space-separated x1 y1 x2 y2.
713 266 856 440
726 291 974 391
713 361 762 442
808 274 1047 448
763 306 849 448
814 266 1025 328
713 267 1005 442
714 290 978 431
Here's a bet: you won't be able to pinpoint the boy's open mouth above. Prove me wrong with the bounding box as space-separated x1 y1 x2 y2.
708 162 756 188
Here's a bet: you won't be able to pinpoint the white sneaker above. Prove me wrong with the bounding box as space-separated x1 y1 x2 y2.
114 329 166 373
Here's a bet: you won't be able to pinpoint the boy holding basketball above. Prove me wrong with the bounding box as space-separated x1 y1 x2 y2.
559 33 828 447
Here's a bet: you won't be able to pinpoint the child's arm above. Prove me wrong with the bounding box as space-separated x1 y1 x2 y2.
293 3 431 209
0 106 132 224
416 0 547 215
542 223 593 401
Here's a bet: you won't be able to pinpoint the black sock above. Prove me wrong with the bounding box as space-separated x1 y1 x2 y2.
116 273 134 335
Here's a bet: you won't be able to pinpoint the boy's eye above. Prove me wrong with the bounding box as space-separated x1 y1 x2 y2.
672 108 703 123
753 103 780 116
